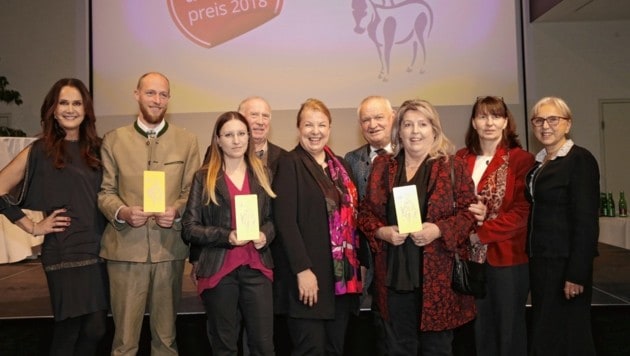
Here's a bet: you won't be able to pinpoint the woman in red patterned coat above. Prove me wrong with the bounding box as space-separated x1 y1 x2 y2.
358 99 478 355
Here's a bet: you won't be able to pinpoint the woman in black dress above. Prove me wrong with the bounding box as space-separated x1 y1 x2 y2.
0 78 108 356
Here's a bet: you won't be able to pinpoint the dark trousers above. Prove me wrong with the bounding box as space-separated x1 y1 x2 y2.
475 263 529 356
420 330 454 356
381 288 454 356
383 289 421 355
201 266 274 356
529 257 595 356
287 295 353 356
50 310 107 356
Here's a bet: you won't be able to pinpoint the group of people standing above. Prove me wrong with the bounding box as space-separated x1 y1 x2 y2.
0 71 599 356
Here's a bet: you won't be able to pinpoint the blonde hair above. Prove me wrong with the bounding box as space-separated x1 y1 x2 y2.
530 96 573 121
392 99 455 160
205 112 275 205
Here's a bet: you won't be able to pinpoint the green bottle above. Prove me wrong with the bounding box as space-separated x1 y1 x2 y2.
599 192 608 216
619 192 628 217
608 192 616 217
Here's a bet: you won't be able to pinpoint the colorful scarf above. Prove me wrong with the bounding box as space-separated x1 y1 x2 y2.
302 145 362 295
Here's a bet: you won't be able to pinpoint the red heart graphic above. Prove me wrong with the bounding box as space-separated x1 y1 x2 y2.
167 0 283 48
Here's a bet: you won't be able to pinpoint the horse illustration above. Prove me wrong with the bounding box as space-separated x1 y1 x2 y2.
352 0 433 82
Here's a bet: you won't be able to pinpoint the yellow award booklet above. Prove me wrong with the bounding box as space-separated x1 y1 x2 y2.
393 185 422 234
143 171 166 213
235 194 259 241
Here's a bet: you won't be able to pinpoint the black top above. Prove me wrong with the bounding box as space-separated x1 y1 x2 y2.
272 145 359 318
526 144 600 284
17 140 104 267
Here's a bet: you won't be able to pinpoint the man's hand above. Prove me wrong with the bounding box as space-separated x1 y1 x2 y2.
118 206 151 227
154 206 179 228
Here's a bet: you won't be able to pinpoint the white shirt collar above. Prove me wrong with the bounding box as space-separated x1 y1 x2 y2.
369 143 393 161
370 143 392 153
535 139 574 162
136 117 166 135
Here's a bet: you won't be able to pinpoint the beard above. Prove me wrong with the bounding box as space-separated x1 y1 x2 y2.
140 105 166 125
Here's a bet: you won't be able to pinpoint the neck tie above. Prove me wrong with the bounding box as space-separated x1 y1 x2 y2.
375 148 387 156
256 150 265 158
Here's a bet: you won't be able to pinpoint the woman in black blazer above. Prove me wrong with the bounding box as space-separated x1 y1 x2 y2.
273 98 362 355
526 97 599 355
182 111 276 355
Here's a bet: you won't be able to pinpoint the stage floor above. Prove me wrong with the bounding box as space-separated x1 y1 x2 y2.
1 243 629 319
1 243 629 355
0 258 204 319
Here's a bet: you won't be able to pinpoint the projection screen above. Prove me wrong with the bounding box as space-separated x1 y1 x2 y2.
91 0 524 154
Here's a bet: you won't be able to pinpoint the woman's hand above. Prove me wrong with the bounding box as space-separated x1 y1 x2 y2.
409 222 441 247
189 262 198 287
27 208 70 235
228 230 249 246
469 196 487 226
297 269 319 307
564 281 584 300
252 232 267 250
376 225 408 246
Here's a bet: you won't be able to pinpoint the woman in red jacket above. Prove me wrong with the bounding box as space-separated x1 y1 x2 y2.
359 99 477 355
456 96 535 356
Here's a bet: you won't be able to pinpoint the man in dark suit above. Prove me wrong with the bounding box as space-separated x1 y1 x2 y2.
345 96 395 198
343 96 395 355
344 95 395 311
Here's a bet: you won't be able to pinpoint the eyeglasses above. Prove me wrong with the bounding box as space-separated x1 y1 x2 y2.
219 131 249 139
531 116 568 127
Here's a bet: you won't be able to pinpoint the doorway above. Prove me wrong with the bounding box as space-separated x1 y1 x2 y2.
599 99 630 195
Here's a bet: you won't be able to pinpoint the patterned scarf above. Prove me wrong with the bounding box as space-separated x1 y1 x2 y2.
471 151 509 263
302 146 362 295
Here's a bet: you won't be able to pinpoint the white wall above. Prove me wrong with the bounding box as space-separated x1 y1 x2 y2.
0 0 89 135
523 18 630 164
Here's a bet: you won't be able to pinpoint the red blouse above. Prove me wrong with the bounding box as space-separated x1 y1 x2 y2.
197 173 273 294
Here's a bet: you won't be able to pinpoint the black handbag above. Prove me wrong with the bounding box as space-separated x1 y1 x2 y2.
448 158 487 298
452 252 486 298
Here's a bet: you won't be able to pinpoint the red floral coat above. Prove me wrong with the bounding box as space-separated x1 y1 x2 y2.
358 154 477 331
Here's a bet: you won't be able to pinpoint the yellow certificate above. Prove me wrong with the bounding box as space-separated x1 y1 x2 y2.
393 185 422 234
143 171 165 213
235 194 259 241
